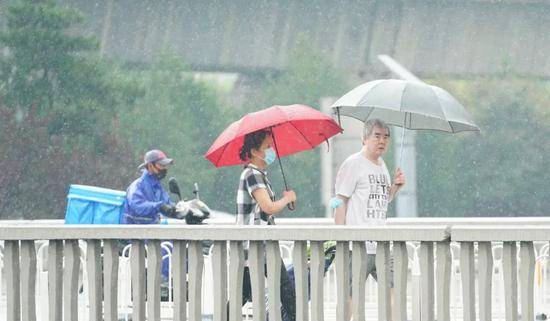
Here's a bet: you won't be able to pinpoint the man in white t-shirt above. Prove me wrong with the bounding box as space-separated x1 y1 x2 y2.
333 119 405 311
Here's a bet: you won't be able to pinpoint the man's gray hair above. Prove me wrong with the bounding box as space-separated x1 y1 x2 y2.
363 118 391 140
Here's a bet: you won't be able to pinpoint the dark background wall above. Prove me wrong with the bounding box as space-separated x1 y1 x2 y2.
2 0 548 78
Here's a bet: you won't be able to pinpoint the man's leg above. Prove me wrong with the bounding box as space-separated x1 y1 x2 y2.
345 251 373 321
369 254 395 314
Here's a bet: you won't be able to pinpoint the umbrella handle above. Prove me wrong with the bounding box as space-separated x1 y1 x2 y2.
271 128 295 212
287 201 296 211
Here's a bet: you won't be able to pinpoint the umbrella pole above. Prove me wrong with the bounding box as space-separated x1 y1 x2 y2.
271 129 295 211
276 151 289 190
398 113 407 168
270 129 289 190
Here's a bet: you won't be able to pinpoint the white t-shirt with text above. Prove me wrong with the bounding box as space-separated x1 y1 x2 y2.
335 152 391 253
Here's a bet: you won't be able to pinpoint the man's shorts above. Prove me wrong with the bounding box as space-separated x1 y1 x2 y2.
348 253 394 294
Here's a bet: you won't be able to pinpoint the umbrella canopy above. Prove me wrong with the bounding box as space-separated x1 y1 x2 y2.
331 79 480 133
205 104 342 167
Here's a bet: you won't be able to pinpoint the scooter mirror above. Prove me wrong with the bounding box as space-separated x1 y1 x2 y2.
193 182 199 200
168 177 182 201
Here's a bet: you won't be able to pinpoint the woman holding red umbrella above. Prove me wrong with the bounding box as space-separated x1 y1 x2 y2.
205 104 342 321
236 129 296 225
236 128 297 321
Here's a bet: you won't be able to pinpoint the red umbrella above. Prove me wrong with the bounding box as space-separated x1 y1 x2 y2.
205 104 342 166
205 104 342 206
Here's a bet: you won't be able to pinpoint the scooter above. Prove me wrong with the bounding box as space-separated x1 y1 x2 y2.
168 177 211 225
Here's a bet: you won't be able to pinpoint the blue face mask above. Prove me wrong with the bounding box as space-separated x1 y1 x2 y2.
262 147 276 166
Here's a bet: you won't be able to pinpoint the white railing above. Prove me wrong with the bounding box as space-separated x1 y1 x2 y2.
1 219 550 321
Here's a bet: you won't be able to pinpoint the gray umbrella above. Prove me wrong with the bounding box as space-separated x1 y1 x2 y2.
331 79 480 164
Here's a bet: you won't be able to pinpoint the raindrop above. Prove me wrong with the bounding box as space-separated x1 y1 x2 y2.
15 109 24 123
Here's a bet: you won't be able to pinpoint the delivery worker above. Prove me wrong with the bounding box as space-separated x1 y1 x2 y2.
122 149 183 224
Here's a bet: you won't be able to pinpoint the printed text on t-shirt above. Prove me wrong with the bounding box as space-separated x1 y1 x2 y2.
366 174 389 219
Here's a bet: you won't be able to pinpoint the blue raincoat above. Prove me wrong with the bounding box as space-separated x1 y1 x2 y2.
121 170 174 279
121 170 172 224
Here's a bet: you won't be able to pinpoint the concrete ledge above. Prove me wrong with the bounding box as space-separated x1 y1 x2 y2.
387 217 550 225
0 224 450 242
4 217 550 226
451 225 550 241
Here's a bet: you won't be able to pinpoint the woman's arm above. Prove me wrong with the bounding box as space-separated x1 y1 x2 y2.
252 188 296 215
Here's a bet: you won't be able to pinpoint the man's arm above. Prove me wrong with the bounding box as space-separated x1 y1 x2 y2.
127 185 163 216
333 195 349 225
388 168 405 202
160 187 174 206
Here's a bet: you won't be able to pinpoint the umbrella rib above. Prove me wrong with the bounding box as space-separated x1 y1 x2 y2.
340 113 372 124
433 88 453 131
449 121 455 133
358 80 388 106
214 139 233 167
399 81 408 113
288 121 315 149
213 115 247 166
362 108 375 123
432 89 477 132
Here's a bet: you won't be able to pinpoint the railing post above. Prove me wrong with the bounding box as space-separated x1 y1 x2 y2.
5 240 21 321
228 241 244 321
87 240 102 321
266 241 282 321
131 240 146 321
393 241 408 321
48 240 63 321
502 241 518 321
478 241 493 321
310 241 325 321
411 245 421 321
352 241 367 321
436 241 451 321
63 240 80 321
147 240 162 321
376 241 392 321
188 240 204 321
249 241 266 321
103 239 119 321
460 242 475 321
173 240 188 321
519 241 535 321
20 240 37 321
212 241 228 321
336 241 350 321
293 241 309 321
419 241 434 321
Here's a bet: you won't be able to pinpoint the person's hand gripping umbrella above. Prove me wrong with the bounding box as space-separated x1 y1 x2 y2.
205 104 342 211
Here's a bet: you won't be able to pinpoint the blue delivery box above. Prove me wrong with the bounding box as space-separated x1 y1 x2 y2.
65 185 126 224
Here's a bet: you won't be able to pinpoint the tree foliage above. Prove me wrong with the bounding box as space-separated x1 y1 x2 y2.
0 0 117 141
0 0 135 219
0 103 134 219
416 77 550 216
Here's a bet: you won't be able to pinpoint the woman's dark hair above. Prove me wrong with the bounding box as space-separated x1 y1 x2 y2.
239 129 270 161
